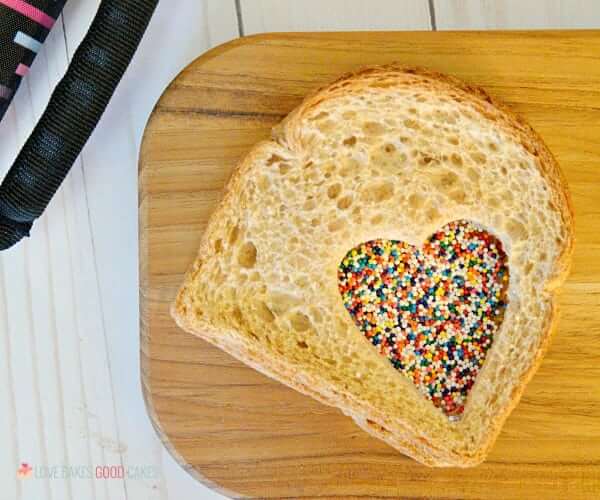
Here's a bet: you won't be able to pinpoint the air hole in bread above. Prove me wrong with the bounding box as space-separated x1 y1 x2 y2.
310 307 323 323
327 183 342 199
470 152 487 165
448 189 467 204
419 154 436 166
435 171 459 189
451 153 463 167
339 158 359 177
292 271 307 286
426 207 440 223
328 218 346 232
363 121 386 136
337 195 353 210
506 219 528 241
213 267 225 286
297 340 308 349
228 225 240 245
269 292 301 316
361 181 394 203
408 193 424 209
343 136 357 147
303 199 316 210
257 175 270 192
466 167 479 181
403 118 419 130
255 301 275 323
238 241 257 268
266 154 284 165
232 307 243 326
317 120 335 133
279 163 291 175
438 110 457 125
488 197 500 208
371 214 384 225
503 190 514 203
214 239 223 253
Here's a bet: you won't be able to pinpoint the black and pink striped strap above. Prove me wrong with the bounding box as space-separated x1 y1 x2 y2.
0 0 159 250
0 0 66 121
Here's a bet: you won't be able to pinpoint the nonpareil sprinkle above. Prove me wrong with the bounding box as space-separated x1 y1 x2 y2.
338 220 509 417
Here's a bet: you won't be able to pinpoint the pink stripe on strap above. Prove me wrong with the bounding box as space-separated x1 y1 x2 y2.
16 63 29 76
0 0 55 29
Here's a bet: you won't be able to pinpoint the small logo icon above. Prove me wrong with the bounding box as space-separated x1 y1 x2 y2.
17 462 32 478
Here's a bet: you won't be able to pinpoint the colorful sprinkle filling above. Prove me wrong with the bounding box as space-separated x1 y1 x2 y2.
338 220 509 418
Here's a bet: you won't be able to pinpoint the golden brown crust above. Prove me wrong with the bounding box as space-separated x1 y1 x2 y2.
172 64 574 467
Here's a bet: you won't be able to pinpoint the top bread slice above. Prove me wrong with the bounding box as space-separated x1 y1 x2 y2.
171 65 574 467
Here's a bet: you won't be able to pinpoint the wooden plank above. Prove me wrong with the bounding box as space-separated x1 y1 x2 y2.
434 0 600 29
140 31 600 499
60 1 238 499
0 1 235 499
0 17 89 500
240 0 432 33
2 248 51 500
0 260 19 500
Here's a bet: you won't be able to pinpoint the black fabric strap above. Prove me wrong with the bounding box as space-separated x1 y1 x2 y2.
0 0 158 250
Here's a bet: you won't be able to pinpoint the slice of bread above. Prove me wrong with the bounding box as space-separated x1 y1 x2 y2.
171 65 574 467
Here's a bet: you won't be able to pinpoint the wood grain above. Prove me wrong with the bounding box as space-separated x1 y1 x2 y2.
0 2 237 499
140 31 600 499
434 0 600 29
61 2 239 498
240 0 432 33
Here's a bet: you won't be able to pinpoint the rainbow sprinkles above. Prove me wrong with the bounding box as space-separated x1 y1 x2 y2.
338 220 509 418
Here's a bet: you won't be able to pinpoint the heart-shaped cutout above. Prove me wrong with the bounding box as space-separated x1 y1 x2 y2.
338 220 509 417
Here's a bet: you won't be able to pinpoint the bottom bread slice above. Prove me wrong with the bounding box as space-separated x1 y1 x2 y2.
172 305 505 467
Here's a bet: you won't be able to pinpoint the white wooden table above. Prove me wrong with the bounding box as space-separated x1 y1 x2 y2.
0 1 598 499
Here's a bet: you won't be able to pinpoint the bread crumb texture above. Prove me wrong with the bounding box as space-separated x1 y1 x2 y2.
172 65 573 467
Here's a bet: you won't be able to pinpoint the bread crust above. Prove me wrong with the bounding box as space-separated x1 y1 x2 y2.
172 65 574 466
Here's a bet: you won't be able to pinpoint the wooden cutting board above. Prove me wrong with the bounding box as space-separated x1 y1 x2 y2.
139 31 600 499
